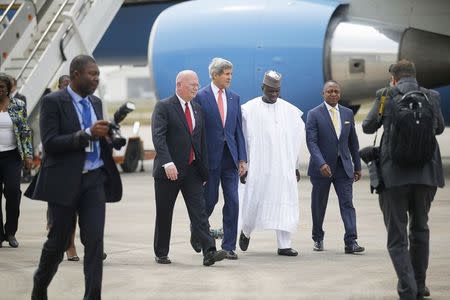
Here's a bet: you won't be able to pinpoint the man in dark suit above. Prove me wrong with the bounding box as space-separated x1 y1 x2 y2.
29 55 122 300
362 60 444 299
193 58 247 260
306 80 364 254
152 70 227 266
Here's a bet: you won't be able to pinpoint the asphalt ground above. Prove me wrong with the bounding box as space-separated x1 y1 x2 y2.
0 123 449 300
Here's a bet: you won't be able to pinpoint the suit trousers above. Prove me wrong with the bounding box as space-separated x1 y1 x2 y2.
310 157 357 245
33 168 106 300
204 144 239 251
154 163 215 258
379 184 436 300
0 149 22 241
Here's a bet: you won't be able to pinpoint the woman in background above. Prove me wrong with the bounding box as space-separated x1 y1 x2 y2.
0 73 33 248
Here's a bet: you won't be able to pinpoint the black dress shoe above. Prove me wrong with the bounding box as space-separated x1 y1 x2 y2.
102 252 107 260
417 286 430 298
190 234 202 253
225 250 238 260
7 235 19 248
344 242 365 254
203 250 227 266
155 256 171 264
277 248 299 256
239 231 250 251
313 241 323 251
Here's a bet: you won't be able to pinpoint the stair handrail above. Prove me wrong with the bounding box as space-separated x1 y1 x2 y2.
16 0 71 83
0 0 18 25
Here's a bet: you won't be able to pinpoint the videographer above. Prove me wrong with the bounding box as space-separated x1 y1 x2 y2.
28 55 122 300
362 59 444 299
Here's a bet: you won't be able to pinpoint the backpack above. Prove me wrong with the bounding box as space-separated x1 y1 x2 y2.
389 87 436 168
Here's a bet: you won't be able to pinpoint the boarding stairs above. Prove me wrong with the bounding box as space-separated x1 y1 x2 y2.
0 0 123 117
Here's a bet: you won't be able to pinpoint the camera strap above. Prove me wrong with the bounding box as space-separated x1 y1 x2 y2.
373 88 389 146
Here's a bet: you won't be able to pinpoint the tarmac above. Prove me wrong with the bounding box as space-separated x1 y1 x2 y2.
1 124 450 300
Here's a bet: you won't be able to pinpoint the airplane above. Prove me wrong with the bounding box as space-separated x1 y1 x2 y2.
94 0 450 124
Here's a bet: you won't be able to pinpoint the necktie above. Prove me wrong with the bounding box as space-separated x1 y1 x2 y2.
330 107 339 136
218 89 225 126
80 98 98 163
185 102 194 164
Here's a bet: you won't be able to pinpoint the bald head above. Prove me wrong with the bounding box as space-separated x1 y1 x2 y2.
176 70 199 102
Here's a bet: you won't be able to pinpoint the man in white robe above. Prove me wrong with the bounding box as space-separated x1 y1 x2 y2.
238 70 305 256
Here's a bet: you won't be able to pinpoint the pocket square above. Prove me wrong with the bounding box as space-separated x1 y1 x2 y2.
344 121 351 125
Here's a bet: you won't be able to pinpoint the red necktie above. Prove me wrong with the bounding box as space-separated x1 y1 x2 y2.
218 89 225 126
185 102 194 164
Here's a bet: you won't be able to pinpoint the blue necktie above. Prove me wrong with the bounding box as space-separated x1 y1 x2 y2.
80 98 98 163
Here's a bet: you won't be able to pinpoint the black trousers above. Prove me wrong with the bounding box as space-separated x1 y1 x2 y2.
379 184 436 300
0 149 22 241
33 168 106 300
310 157 357 245
154 163 215 258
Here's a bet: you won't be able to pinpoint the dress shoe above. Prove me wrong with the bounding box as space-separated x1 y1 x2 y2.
203 250 227 266
155 256 171 264
344 242 365 254
103 252 107 260
313 241 323 251
277 248 299 256
190 234 202 253
239 231 250 251
67 255 80 262
7 235 19 248
417 286 430 298
225 250 238 260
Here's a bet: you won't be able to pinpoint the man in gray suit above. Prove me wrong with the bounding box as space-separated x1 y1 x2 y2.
362 59 445 300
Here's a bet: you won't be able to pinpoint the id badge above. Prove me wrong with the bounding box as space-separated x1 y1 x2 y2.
85 141 94 153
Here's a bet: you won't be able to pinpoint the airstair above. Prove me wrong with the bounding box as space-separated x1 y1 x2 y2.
0 0 123 116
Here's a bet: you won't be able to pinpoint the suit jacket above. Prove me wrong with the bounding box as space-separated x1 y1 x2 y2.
26 89 122 206
152 95 208 181
7 97 33 160
193 85 246 169
362 77 445 188
306 102 361 178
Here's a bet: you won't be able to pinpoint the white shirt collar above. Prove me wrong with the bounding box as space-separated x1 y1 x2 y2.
324 101 339 111
210 82 224 96
176 93 190 108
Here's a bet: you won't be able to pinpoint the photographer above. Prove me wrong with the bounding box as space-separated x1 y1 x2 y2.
362 59 444 299
28 55 122 300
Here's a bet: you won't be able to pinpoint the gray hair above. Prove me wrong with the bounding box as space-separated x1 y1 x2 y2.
208 57 233 79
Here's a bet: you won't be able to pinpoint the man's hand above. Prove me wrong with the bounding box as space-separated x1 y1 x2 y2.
354 170 362 182
90 120 110 138
165 164 178 181
320 164 332 177
296 169 300 182
24 158 33 170
238 161 248 177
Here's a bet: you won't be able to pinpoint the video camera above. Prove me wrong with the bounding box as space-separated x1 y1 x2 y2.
109 101 136 150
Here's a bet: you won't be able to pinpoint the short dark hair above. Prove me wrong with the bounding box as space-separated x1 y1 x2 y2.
58 75 70 85
390 59 416 81
0 73 12 96
69 55 96 79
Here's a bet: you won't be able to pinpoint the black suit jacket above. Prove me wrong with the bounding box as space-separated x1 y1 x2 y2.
152 95 208 181
26 88 122 206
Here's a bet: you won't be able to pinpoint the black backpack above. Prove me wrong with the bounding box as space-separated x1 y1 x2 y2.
389 87 436 168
